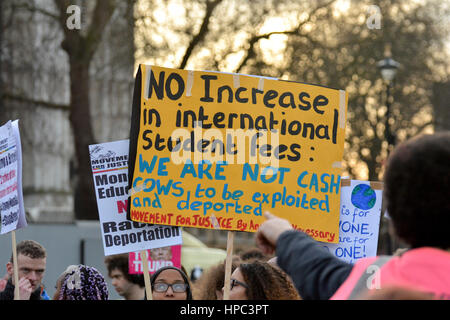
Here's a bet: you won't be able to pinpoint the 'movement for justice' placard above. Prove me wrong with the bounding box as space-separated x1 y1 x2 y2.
128 65 347 243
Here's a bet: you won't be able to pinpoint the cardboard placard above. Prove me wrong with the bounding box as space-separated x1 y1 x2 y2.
0 120 26 234
89 139 182 255
322 179 383 263
127 65 347 243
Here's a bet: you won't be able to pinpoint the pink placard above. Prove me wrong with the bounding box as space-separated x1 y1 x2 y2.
129 245 182 274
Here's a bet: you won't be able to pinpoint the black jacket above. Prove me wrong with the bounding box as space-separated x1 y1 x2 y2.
276 230 353 300
0 279 42 300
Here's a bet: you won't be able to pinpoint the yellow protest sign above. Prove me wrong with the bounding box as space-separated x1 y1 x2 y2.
127 65 347 243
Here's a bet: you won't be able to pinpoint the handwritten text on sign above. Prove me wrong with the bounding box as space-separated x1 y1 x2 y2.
322 180 382 263
129 65 347 242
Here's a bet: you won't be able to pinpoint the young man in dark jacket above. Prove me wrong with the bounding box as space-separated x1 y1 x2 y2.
0 240 47 300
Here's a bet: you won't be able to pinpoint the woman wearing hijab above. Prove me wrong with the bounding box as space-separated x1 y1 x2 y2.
53 264 109 300
150 266 192 300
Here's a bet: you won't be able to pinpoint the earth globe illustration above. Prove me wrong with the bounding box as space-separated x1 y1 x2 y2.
351 184 376 210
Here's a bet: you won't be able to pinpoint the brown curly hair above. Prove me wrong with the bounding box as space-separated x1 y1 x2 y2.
239 261 301 300
191 256 241 300
239 248 269 262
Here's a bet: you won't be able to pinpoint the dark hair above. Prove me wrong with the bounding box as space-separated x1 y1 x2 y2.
384 132 450 248
104 254 144 287
239 248 268 262
11 240 46 262
239 261 301 300
192 256 241 300
150 266 192 300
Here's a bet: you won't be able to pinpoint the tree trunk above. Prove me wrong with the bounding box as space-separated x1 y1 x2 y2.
54 0 117 220
69 56 97 220
432 81 450 132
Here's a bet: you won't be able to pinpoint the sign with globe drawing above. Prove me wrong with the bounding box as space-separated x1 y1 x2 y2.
322 179 383 264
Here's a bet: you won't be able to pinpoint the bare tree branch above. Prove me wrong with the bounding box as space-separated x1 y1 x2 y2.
235 0 337 73
53 0 82 55
53 0 116 62
2 93 70 111
11 2 60 20
85 0 116 60
178 0 223 69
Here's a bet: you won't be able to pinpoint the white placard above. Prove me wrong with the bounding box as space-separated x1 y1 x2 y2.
0 120 26 234
89 139 182 256
322 179 382 264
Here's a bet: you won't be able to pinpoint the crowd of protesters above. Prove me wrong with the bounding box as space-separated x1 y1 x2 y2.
1 132 449 300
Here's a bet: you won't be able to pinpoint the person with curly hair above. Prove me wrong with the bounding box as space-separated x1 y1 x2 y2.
191 256 240 300
256 132 450 300
239 248 269 263
225 260 301 300
104 254 145 300
53 264 109 300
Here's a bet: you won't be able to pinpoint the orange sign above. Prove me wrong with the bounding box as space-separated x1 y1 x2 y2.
127 65 347 243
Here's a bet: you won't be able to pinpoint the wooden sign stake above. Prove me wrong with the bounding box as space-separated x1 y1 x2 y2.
11 231 20 300
222 231 235 300
140 249 153 300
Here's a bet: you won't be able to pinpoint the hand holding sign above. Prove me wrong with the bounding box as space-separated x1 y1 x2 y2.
255 211 293 255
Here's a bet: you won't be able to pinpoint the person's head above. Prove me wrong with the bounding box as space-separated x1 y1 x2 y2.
192 256 240 300
384 132 450 249
150 266 192 300
239 248 268 262
226 261 301 300
104 254 144 299
54 265 109 300
6 240 46 292
150 246 172 261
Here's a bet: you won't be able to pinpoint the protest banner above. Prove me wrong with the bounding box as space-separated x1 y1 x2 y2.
1 120 26 300
128 245 182 274
127 65 348 243
89 139 183 256
0 120 26 234
127 65 347 299
322 179 383 264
